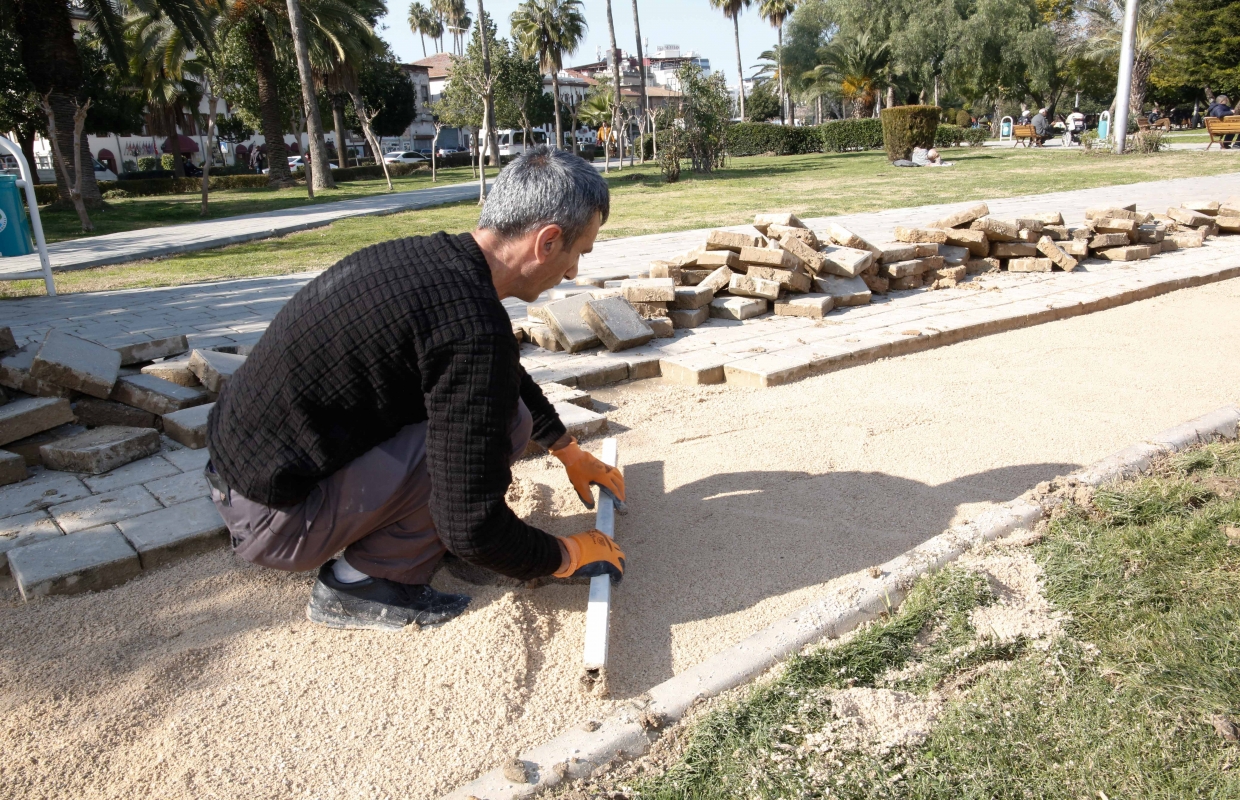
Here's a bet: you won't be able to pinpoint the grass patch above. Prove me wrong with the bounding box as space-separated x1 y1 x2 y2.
6 148 1238 299
575 440 1240 800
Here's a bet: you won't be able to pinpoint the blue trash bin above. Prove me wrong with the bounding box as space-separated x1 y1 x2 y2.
0 174 35 257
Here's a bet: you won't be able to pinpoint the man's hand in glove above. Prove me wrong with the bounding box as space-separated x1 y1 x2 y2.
549 436 626 509
553 530 626 583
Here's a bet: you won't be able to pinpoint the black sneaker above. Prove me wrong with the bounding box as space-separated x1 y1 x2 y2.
306 563 471 631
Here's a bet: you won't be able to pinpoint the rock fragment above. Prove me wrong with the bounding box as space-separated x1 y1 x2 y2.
188 349 247 393
39 426 162 474
162 403 214 449
113 335 189 367
28 331 121 399
0 397 75 447
581 297 655 352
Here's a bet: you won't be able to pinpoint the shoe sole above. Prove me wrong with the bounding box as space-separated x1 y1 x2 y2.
306 604 409 632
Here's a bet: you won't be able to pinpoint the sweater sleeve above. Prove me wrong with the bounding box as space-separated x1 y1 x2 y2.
421 334 564 580
519 365 567 449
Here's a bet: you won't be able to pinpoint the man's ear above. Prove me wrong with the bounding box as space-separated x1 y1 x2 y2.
532 224 564 264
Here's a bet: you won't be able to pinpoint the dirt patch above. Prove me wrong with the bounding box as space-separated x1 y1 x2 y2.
959 538 1064 647
805 688 943 757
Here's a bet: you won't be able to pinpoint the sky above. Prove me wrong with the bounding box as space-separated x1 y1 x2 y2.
374 0 782 88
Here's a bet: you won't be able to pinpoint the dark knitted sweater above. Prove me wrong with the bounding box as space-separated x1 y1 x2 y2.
206 232 567 580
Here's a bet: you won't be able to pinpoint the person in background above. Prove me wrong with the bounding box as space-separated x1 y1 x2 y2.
1148 104 1162 125
1207 94 1234 148
1016 103 1032 124
1031 107 1051 145
1064 107 1086 146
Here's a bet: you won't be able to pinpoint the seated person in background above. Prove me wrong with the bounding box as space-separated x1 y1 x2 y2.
1031 108 1051 144
1064 107 1086 144
1207 94 1235 148
1016 103 1032 124
1148 104 1162 125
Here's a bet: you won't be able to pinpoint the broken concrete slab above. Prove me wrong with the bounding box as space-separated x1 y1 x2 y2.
620 278 676 303
939 245 970 266
827 224 879 255
114 335 189 367
875 242 917 263
9 525 141 600
669 306 710 329
0 397 75 447
1 448 26 487
926 202 989 230
673 284 715 310
699 266 734 295
39 426 162 475
74 397 159 430
774 294 835 319
812 275 872 306
819 245 873 278
710 296 768 321
29 330 121 399
1036 236 1079 271
727 273 781 301
581 297 655 352
188 349 246 393
753 212 804 234
738 246 799 270
747 266 811 293
49 484 162 534
893 226 948 244
775 235 825 273
965 257 1001 274
0 343 73 398
705 230 765 252
554 402 608 439
941 228 989 257
989 242 1038 258
1167 206 1213 227
116 496 225 569
0 327 15 355
1008 257 1054 273
970 217 1020 242
1089 233 1131 249
1097 245 1152 261
694 250 740 269
648 317 674 338
111 373 210 416
140 358 200 388
161 402 214 449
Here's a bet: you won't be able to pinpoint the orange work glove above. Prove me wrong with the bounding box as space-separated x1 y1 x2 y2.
550 437 626 510
553 530 626 583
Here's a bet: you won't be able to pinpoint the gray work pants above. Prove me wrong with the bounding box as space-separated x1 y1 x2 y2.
209 401 533 585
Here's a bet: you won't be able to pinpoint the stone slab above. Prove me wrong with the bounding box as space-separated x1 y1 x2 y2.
1036 237 1079 271
9 525 141 600
0 344 73 397
709 296 768 320
704 230 764 252
117 496 225 569
648 317 674 338
140 358 200 387
1097 245 1152 261
827 224 878 254
554 402 608 439
699 266 734 294
29 330 121 399
1167 206 1212 227
0 510 61 576
49 484 162 534
0 397 75 447
114 335 189 366
39 426 162 475
695 250 740 269
1089 232 1131 249
540 383 593 409
970 217 1019 242
82 455 180 494
819 245 873 278
673 284 715 310
747 266 811 293
668 306 710 329
926 202 989 230
188 349 246 393
162 445 210 472
161 402 214 449
0 327 15 355
893 226 947 244
581 298 655 352
753 212 803 234
74 397 159 430
727 273 780 301
769 225 819 248
0 449 26 487
0 470 91 518
939 244 970 266
990 242 1038 258
875 242 917 263
5 423 87 467
541 294 603 353
620 278 676 303
112 373 211 415
941 228 989 257
737 246 798 270
812 275 872 306
1007 257 1054 273
966 257 1001 274
659 351 734 385
774 294 835 319
774 235 825 273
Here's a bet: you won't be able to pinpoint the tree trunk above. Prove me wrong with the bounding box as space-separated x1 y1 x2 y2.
477 0 499 187
887 85 895 109
17 126 38 184
992 96 1002 137
551 72 564 150
201 89 219 216
431 125 440 181
331 96 349 167
733 15 745 120
348 91 392 190
477 104 488 202
246 18 295 188
41 94 93 230
632 0 647 162
296 104 313 198
606 0 622 171
570 105 579 156
777 27 785 125
171 130 186 178
1129 56 1152 118
47 94 103 207
286 0 335 189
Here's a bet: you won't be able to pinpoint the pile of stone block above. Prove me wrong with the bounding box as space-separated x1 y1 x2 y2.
0 328 248 489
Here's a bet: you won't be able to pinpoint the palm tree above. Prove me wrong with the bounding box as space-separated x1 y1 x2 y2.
127 8 206 180
286 0 336 190
630 0 648 161
708 0 752 121
408 2 433 56
757 0 796 123
1084 0 1173 117
804 31 890 118
604 0 622 171
511 0 587 151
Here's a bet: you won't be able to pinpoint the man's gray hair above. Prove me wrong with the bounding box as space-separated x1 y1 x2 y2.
477 145 609 245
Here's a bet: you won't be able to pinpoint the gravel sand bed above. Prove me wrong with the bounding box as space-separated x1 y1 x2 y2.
2 277 1238 799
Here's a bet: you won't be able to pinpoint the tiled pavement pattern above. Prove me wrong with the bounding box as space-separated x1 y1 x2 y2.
2 173 1238 598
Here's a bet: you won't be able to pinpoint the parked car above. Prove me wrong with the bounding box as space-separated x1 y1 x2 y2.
265 155 338 174
383 150 430 164
436 147 466 157
94 158 117 182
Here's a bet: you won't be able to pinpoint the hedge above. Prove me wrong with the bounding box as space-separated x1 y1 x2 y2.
932 125 989 148
33 184 59 205
820 118 884 152
880 105 940 161
725 122 823 156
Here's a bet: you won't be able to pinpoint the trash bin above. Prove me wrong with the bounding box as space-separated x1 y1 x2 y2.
0 174 34 257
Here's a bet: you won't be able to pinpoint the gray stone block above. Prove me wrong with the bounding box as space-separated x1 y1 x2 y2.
9 525 141 600
648 317 674 338
554 402 608 439
774 294 835 319
1 449 27 487
73 397 160 430
40 426 162 475
581 297 655 352
162 445 210 472
0 510 62 576
0 326 15 355
540 383 593 409
143 470 209 506
0 344 73 398
541 294 602 353
673 284 715 310
0 469 91 517
83 455 180 494
819 245 873 278
114 335 189 366
5 423 87 466
669 306 709 329
111 373 210 415
49 484 162 533
0 397 75 447
29 330 121 399
162 402 213 449
140 358 200 387
710 296 768 320
727 273 780 301
188 349 246 393
939 245 971 266
620 278 676 303
117 497 226 569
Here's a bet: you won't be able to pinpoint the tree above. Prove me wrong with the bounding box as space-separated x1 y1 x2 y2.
510 0 587 151
604 0 622 171
408 2 433 56
286 0 336 190
630 0 648 160
745 76 783 120
358 53 419 138
1161 0 1240 99
127 8 206 180
0 29 46 182
805 30 891 117
676 63 731 172
758 0 798 123
709 0 754 120
1085 0 1175 116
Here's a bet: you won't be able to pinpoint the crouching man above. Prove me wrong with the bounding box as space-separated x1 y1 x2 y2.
205 146 626 631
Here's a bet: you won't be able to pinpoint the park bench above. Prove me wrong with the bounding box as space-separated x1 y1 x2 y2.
1205 116 1240 149
1137 117 1171 132
1012 124 1038 146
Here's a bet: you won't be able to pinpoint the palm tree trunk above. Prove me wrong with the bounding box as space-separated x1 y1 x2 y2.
476 0 496 201
733 15 745 120
551 72 563 150
1130 56 1152 118
606 0 622 171
570 103 580 156
331 96 349 167
247 18 295 187
420 33 427 57
777 27 785 125
40 94 94 230
201 88 219 216
286 0 335 190
631 0 648 163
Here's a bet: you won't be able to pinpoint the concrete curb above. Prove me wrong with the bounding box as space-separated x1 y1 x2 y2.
441 404 1240 800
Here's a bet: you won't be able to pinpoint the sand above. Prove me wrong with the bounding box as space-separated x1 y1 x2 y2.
2 277 1239 798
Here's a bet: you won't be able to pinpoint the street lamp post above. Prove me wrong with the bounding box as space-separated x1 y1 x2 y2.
1112 0 1139 153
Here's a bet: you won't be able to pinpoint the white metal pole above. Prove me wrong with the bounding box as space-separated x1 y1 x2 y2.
582 438 619 686
0 135 55 296
1112 0 1139 153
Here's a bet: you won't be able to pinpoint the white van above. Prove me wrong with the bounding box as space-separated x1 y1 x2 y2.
486 129 548 160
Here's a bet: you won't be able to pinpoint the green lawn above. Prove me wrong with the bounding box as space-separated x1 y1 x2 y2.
5 147 1238 299
570 441 1240 799
36 165 479 243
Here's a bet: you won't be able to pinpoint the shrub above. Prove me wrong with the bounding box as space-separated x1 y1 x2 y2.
34 184 59 205
934 124 966 148
880 105 940 161
160 153 176 171
725 122 823 156
96 174 273 196
136 156 160 172
118 170 174 181
102 189 133 199
820 118 884 152
1130 130 1167 154
955 109 972 128
963 127 989 147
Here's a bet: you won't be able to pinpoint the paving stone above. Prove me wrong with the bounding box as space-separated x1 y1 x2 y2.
29 330 121 399
669 306 710 329
753 212 804 234
115 497 225 569
538 294 601 353
1037 236 1079 271
768 225 818 248
0 344 73 398
659 351 734 384
0 397 75 447
1214 216 1240 233
188 349 246 393
747 266 812 293
540 383 593 409
774 235 825 273
673 284 715 310
710 296 768 320
738 246 798 270
10 425 89 468
890 274 924 290
648 317 674 338
680 269 713 285
970 217 1020 242
965 257 1001 274
774 294 835 319
1060 240 1090 257
694 250 740 268
162 445 211 472
827 224 878 254
39 426 162 475
0 327 15 355
1012 218 1045 233
49 484 162 534
1030 211 1064 225
0 469 93 521
913 243 941 257
699 265 734 294
525 323 565 351
647 261 681 281
548 285 595 300
1169 230 1205 248
620 278 676 303
819 245 873 277
83 455 180 494
1088 232 1130 249
114 335 189 366
554 402 608 439
939 244 970 266
581 297 655 352
111 373 210 415
1097 245 1152 261
881 258 935 279
162 402 214 449
1086 205 1137 220
861 273 890 294
628 301 669 318
0 511 62 576
0 447 27 487
990 242 1038 258
926 202 989 229
1008 257 1054 273
812 275 872 306
705 230 765 252
141 468 211 507
1136 224 1166 244
893 226 948 244
939 228 990 257
1094 218 1139 240
73 397 159 430
9 525 141 600
928 265 967 282
1043 224 1069 240
875 242 917 263
727 273 781 301
140 357 200 387
1167 206 1213 227
724 352 813 388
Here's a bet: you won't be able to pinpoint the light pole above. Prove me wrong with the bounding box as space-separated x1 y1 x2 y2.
1112 0 1139 153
